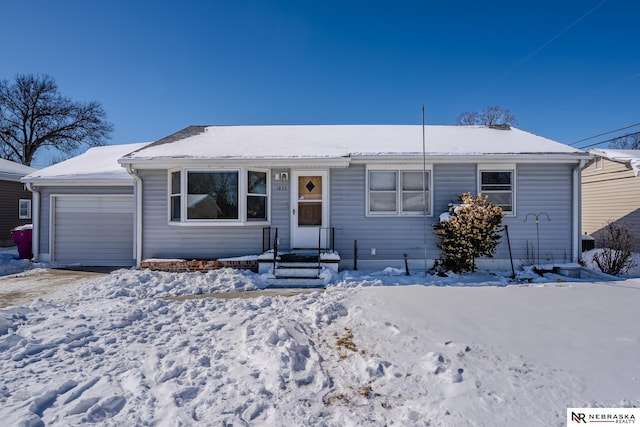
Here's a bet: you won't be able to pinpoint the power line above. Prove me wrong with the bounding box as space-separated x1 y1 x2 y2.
576 130 640 150
457 0 608 107
570 121 640 146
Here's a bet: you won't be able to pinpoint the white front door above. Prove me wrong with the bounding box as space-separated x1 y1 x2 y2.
291 171 329 249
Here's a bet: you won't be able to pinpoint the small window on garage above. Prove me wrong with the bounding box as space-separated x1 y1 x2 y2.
19 199 31 220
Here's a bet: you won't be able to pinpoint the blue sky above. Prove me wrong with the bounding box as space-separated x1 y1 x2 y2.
2 0 638 166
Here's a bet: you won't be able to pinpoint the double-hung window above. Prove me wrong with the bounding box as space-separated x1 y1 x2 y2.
367 167 432 216
19 199 31 220
478 164 515 214
247 170 267 221
169 168 269 223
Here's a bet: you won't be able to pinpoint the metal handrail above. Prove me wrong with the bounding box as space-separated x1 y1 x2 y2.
272 227 279 272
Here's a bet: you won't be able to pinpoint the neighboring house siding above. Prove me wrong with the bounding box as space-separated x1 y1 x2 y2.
582 158 640 250
0 180 32 246
139 170 267 259
37 186 133 256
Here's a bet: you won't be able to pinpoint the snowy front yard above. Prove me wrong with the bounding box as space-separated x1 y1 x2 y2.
0 266 639 426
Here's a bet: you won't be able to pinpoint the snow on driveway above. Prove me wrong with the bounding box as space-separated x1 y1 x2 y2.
0 268 638 426
0 268 109 308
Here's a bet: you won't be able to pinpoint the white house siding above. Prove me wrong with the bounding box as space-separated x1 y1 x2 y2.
139 170 267 260
37 186 133 261
582 158 640 250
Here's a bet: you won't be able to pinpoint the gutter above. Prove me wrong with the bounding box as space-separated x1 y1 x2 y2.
573 159 589 262
124 164 143 268
24 182 40 262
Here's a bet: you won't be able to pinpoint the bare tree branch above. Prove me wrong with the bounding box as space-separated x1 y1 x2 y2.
0 73 113 165
456 106 518 127
609 133 640 149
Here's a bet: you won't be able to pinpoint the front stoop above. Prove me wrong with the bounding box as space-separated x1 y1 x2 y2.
258 250 340 288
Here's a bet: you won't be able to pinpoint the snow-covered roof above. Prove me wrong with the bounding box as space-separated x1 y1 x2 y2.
589 149 640 177
0 158 37 182
120 125 587 164
22 143 148 184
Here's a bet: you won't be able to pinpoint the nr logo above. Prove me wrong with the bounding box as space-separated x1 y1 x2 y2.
571 412 587 423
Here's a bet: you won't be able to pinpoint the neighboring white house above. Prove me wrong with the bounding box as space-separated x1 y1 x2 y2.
582 149 640 251
24 125 590 270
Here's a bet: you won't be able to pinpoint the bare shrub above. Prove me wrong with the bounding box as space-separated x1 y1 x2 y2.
592 221 636 276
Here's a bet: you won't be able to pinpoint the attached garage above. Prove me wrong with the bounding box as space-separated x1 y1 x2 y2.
51 195 134 266
22 144 147 267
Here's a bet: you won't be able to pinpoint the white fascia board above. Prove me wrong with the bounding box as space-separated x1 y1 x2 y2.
351 153 591 164
20 178 134 186
119 157 351 169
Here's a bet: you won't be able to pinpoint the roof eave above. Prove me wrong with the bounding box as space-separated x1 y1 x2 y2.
20 177 134 186
119 156 352 169
351 152 592 163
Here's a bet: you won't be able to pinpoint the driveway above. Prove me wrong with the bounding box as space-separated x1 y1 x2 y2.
0 268 111 308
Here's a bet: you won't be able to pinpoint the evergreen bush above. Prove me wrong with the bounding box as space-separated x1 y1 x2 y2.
433 193 504 273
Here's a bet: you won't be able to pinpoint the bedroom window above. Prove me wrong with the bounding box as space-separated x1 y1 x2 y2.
169 168 269 223
367 168 431 216
479 167 515 214
19 199 31 220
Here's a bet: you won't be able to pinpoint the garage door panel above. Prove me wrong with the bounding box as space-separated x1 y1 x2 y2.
53 195 134 266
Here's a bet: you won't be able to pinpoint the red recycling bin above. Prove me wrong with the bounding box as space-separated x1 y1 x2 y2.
12 224 33 260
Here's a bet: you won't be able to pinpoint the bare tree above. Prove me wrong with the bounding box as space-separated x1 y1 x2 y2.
457 106 518 127
609 133 640 149
457 111 480 126
0 74 113 165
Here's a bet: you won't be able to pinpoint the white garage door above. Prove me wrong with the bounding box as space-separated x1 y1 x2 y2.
53 195 134 266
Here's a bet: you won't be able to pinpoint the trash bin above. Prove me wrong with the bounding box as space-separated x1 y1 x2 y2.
12 224 33 260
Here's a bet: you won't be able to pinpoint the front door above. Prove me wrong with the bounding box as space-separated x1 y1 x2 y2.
291 171 329 249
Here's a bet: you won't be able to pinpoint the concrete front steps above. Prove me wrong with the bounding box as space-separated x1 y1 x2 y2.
258 251 340 288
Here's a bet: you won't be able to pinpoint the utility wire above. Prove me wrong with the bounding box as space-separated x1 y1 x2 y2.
457 0 608 106
570 121 640 146
576 130 640 150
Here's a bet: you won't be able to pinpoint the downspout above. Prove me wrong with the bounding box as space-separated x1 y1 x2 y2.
125 165 143 268
25 182 40 262
573 159 588 263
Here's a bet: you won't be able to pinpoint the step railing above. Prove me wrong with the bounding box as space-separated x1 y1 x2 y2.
264 226 335 273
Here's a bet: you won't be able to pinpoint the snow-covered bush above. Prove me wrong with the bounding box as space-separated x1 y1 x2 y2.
433 193 504 273
592 221 636 276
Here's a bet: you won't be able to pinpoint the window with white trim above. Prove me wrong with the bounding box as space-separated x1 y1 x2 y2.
170 171 181 221
169 168 269 223
19 199 31 220
367 168 432 216
478 166 515 214
595 156 603 170
247 170 267 221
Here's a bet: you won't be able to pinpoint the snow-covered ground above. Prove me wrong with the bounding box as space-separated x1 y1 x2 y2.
0 253 638 426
